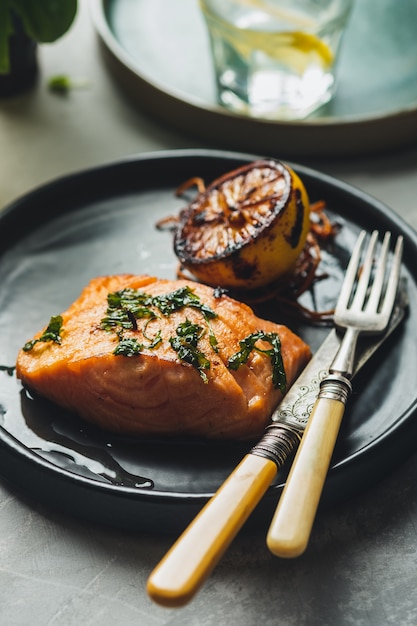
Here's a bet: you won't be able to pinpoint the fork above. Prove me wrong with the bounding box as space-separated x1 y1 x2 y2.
266 229 404 558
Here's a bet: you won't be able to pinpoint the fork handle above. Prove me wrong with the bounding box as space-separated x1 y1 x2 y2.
267 374 352 558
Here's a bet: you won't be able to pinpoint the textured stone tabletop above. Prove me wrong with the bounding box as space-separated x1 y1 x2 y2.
1 2 417 624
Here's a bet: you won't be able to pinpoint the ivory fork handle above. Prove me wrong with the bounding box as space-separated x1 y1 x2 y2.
266 395 346 558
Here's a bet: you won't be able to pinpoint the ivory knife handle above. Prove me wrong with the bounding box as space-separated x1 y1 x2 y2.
266 397 345 558
147 453 277 607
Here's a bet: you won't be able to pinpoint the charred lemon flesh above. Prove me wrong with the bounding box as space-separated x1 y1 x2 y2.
174 159 310 289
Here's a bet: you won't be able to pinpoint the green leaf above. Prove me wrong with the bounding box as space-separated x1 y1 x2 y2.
113 337 143 357
0 1 77 74
152 286 217 319
10 0 78 43
170 319 210 383
23 315 63 351
0 3 14 74
113 329 162 357
47 73 90 93
100 288 157 333
227 331 287 392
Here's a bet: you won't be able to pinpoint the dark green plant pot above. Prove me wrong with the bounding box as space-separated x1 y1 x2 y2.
0 15 38 97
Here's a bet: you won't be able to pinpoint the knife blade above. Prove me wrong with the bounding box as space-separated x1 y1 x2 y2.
147 282 408 608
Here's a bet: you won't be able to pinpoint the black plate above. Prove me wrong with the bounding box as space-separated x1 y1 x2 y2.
1 150 417 532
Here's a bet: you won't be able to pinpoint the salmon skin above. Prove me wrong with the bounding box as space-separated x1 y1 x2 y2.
16 275 311 440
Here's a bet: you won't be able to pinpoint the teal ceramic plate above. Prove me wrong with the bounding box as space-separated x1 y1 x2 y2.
92 0 417 158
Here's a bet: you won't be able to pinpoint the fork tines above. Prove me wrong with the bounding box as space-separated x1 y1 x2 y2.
336 230 403 328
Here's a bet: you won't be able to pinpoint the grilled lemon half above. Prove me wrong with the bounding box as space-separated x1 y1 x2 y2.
174 159 310 290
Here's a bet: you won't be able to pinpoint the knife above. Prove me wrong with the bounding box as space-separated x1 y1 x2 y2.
146 283 408 607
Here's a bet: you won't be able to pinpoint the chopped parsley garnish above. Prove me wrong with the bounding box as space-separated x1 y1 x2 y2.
113 330 162 356
170 319 210 383
101 286 217 373
100 288 156 332
152 286 217 319
101 286 216 334
23 316 63 352
113 337 143 357
208 325 219 353
228 331 286 392
21 286 285 393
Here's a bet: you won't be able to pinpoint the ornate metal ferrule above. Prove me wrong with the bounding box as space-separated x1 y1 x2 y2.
318 373 352 404
272 367 328 429
251 423 302 468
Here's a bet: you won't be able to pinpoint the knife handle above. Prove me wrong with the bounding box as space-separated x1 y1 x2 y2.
266 375 351 558
147 453 277 607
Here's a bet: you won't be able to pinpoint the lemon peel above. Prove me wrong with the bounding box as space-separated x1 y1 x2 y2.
174 160 311 290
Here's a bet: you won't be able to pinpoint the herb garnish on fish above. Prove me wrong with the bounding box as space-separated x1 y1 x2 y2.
170 319 211 383
100 288 157 332
152 286 217 319
114 332 162 356
23 315 63 352
101 287 217 378
100 286 216 333
228 331 286 392
22 287 286 388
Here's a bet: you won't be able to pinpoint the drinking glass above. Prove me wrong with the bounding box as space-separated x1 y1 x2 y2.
199 0 354 120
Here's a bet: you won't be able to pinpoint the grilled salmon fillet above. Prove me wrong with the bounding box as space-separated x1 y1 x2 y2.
16 275 310 440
